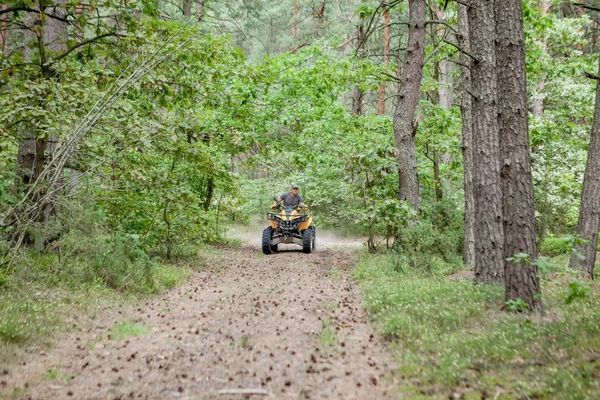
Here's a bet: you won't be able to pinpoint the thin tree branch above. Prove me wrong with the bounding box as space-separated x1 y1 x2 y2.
573 2 600 12
290 43 309 54
381 71 402 81
49 33 120 64
425 19 458 34
584 71 600 80
0 7 71 23
443 38 477 61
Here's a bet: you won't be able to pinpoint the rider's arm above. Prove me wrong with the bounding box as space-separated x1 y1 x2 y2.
272 195 283 208
297 194 306 208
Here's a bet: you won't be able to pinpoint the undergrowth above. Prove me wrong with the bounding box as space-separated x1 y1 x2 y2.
354 253 600 399
0 203 209 348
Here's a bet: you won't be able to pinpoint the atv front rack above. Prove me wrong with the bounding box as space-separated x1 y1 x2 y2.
266 213 308 221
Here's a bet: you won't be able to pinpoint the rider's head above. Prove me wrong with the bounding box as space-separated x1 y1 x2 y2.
291 184 299 194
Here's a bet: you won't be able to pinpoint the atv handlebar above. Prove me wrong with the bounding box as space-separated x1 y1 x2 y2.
270 204 309 210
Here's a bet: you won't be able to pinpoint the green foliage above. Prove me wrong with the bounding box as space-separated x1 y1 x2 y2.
540 235 576 256
505 298 530 312
355 253 600 398
0 291 53 344
565 278 591 305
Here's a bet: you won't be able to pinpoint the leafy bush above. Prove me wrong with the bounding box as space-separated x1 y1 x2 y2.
392 197 464 273
540 235 574 256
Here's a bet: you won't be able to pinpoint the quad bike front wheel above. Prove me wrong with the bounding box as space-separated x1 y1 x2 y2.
262 227 278 255
262 227 273 255
302 227 316 254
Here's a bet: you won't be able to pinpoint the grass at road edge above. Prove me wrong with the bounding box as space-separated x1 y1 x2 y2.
0 246 221 358
353 252 600 399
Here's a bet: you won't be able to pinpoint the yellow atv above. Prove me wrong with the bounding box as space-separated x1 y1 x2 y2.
262 205 315 254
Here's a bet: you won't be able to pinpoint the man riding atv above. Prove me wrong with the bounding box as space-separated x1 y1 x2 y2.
263 184 315 254
271 184 306 210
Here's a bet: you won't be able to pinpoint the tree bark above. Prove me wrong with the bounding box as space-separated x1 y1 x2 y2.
183 0 193 17
569 60 600 279
1 3 8 56
315 2 326 37
378 4 390 115
352 10 366 116
469 0 504 283
393 0 426 210
458 4 475 268
352 86 363 116
496 0 541 307
292 3 300 38
196 0 205 23
204 177 214 211
532 1 550 118
42 0 68 53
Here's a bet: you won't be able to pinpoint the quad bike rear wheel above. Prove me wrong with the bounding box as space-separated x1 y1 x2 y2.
262 227 274 255
302 226 315 254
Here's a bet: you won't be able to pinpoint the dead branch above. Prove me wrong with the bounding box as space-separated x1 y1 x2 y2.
290 43 309 54
443 39 477 61
584 71 600 80
573 2 600 12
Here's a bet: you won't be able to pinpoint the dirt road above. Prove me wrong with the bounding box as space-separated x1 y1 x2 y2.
1 242 398 399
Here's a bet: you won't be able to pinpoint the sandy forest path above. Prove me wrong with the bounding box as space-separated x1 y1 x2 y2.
2 238 399 399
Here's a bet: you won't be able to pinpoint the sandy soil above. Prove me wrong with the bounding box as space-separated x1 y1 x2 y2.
1 232 399 400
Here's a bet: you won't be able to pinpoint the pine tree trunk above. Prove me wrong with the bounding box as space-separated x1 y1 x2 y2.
352 11 366 117
378 5 390 115
569 60 600 279
458 4 475 269
469 0 504 283
496 0 541 307
352 86 363 116
183 0 193 17
315 2 326 37
42 0 68 53
292 3 300 38
196 0 205 23
532 2 550 119
393 0 426 210
204 177 214 211
1 4 8 56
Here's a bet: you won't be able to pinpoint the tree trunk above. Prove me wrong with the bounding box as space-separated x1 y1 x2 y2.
204 177 214 211
458 4 475 268
292 3 300 38
196 0 205 23
352 86 363 116
42 0 68 53
393 0 426 210
378 4 391 115
352 11 366 116
569 61 600 279
183 0 193 17
1 3 8 56
532 1 550 118
496 0 541 308
315 2 326 37
469 0 504 283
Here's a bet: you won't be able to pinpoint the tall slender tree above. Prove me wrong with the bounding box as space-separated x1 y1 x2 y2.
496 0 541 307
378 2 391 115
393 0 426 210
468 0 504 283
458 3 475 268
569 61 600 279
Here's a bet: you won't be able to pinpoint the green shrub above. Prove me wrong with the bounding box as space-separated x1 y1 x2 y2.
540 236 574 256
